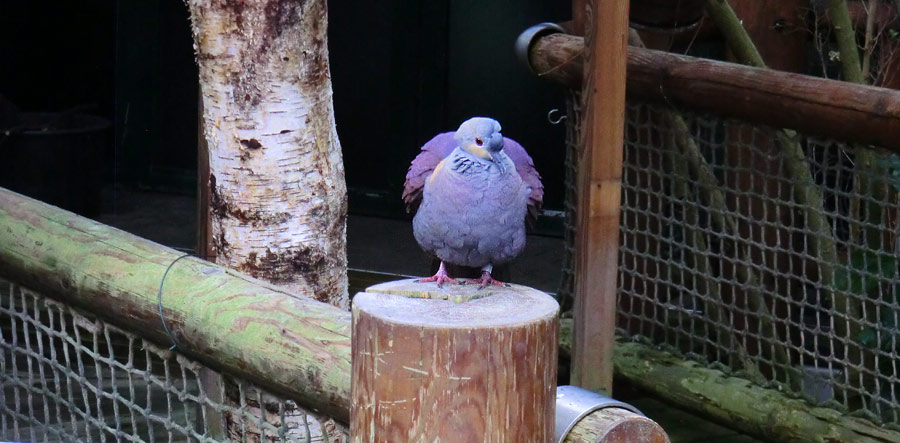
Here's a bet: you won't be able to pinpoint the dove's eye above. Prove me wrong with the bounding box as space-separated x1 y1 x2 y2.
475 137 484 146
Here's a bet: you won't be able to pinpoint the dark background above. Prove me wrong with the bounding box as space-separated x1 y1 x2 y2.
0 1 569 224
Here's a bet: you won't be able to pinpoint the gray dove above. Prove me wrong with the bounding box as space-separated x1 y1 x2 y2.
403 117 543 287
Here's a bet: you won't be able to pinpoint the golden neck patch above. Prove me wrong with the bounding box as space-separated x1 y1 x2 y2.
461 143 492 160
427 158 447 184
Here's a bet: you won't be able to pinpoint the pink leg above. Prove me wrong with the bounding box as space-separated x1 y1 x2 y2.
416 262 459 288
464 270 509 289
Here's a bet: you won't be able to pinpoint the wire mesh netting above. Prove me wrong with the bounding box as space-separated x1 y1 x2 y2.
562 98 900 429
0 278 348 442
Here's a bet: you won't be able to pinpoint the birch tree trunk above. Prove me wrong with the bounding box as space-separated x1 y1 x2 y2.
187 0 348 309
186 0 349 439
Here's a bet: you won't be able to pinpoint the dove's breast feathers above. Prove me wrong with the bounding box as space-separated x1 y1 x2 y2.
412 147 530 268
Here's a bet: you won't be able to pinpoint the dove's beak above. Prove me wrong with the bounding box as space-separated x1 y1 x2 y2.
488 153 506 173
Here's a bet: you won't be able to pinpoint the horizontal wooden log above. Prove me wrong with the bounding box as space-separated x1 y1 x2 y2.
0 188 352 422
528 32 900 152
558 319 900 442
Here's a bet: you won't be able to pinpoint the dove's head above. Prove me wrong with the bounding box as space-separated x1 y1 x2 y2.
455 117 504 162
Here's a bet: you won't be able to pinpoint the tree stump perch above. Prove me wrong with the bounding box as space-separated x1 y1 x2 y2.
351 279 559 442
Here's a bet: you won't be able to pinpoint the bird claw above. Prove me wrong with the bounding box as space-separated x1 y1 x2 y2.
416 273 459 288
416 262 460 288
463 271 508 289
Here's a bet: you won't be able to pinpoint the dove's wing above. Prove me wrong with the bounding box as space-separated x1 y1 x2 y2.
402 132 457 214
501 137 544 224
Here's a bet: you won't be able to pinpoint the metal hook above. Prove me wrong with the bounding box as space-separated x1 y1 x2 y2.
547 108 567 125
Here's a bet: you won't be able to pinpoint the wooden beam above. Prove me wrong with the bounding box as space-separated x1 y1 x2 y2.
0 188 352 422
528 32 900 152
571 0 630 394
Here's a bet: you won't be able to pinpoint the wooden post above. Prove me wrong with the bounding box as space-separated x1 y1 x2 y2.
571 0 630 394
351 280 559 442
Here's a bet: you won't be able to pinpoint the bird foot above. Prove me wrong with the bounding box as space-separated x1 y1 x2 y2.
464 271 510 289
417 270 459 288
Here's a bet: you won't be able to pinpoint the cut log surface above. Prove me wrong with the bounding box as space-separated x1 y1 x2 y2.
351 279 559 442
565 408 670 443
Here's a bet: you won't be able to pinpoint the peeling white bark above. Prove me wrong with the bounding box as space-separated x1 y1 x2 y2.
187 0 348 309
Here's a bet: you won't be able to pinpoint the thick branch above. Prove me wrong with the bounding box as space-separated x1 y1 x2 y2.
703 0 766 67
861 0 879 80
828 0 865 83
828 0 888 254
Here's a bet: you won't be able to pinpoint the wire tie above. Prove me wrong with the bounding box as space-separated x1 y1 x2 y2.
158 253 192 351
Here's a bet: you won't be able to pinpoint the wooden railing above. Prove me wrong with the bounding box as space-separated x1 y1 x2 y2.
0 188 352 421
527 32 900 151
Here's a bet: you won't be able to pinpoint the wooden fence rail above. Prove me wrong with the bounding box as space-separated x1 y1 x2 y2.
527 32 900 152
0 188 353 421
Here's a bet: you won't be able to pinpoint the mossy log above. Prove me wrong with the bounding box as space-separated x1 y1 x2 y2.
0 188 352 421
558 319 900 442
